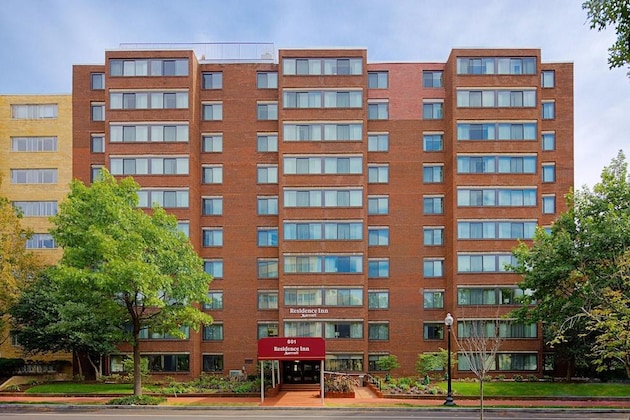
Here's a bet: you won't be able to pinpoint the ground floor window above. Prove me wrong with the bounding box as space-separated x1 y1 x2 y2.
325 354 363 372
202 354 224 373
457 352 537 371
368 354 389 371
147 354 190 373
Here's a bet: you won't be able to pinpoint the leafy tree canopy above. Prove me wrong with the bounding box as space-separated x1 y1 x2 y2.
583 0 630 76
49 171 213 394
513 151 630 377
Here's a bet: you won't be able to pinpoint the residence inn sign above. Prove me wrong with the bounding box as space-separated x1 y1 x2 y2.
257 337 326 360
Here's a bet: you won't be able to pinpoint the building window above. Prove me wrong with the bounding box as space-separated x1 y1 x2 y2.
423 165 444 183
258 228 279 247
368 355 389 371
176 222 189 237
283 57 362 75
368 71 388 88
325 354 363 372
91 166 104 183
542 195 556 214
284 123 362 142
368 323 389 340
457 188 537 207
258 291 279 309
202 197 223 216
146 354 189 373
257 165 278 183
368 165 389 183
202 134 223 152
368 291 389 309
457 155 537 174
110 157 189 176
423 196 444 215
202 228 223 247
204 260 223 278
110 58 188 76
422 71 443 88
368 133 389 152
202 72 223 89
26 233 56 249
91 135 104 153
368 227 389 246
284 189 362 208
257 72 278 88
423 102 443 119
138 326 190 340
284 156 362 175
110 124 189 143
11 169 57 184
368 259 389 278
457 89 536 108
424 323 444 340
284 221 363 241
110 91 188 110
325 322 363 339
368 101 388 120
457 57 536 75
542 132 555 151
284 255 363 274
258 323 279 339
368 196 389 215
283 90 361 108
423 227 444 246
542 101 555 119
257 133 278 152
423 134 443 151
457 253 516 273
458 220 537 240
11 104 57 119
458 287 534 306
257 259 279 279
423 290 444 309
257 196 278 215
541 70 555 88
423 259 444 278
11 136 57 152
91 103 104 121
542 164 556 182
11 201 57 217
91 73 104 89
202 166 223 184
203 324 224 341
137 189 189 208
457 122 537 141
202 103 223 120
202 355 224 372
203 292 223 310
257 102 278 120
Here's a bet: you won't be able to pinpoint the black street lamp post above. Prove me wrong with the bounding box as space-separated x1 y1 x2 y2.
444 312 456 406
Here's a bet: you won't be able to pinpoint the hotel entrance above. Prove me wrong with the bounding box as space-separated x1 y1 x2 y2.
282 360 321 384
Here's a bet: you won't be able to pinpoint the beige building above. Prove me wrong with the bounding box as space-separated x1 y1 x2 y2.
0 94 72 364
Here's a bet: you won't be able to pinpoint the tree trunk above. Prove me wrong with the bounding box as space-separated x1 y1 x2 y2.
86 353 101 381
479 378 484 420
75 350 84 380
133 339 142 396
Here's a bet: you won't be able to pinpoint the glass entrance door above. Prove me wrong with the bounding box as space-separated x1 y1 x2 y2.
282 361 320 384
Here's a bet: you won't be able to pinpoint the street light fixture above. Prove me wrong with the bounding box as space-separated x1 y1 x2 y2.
444 312 456 406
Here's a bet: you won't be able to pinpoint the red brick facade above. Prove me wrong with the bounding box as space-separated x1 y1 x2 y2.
72 45 573 379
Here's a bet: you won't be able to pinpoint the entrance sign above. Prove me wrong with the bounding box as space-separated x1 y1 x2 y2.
258 337 325 360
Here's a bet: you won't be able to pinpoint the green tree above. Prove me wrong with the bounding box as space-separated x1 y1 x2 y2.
583 0 630 76
513 151 630 378
0 178 40 339
49 171 213 395
415 349 452 377
375 355 400 381
10 270 122 380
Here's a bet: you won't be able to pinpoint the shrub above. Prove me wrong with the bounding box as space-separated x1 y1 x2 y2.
324 373 358 392
495 374 505 382
0 358 25 376
527 374 538 382
106 395 166 405
513 374 524 382
5 384 21 392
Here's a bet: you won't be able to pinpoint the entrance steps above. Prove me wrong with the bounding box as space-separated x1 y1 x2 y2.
281 383 320 391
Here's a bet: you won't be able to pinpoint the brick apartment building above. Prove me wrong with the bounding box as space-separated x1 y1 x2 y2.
0 94 73 368
71 43 573 380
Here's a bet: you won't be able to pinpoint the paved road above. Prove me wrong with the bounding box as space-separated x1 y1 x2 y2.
1 408 629 419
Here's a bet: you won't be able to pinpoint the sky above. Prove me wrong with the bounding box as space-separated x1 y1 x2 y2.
1 0 628 188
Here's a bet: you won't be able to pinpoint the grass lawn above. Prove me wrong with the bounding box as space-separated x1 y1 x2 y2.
438 381 630 397
26 383 134 394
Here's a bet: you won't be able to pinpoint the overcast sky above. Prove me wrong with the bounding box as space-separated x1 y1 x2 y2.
1 0 628 188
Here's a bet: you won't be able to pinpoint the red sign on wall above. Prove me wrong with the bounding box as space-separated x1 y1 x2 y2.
258 337 326 360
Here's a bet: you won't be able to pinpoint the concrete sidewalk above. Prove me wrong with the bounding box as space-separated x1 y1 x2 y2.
1 387 629 409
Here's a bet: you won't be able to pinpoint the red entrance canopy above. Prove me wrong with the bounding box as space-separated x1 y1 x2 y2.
258 337 326 360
